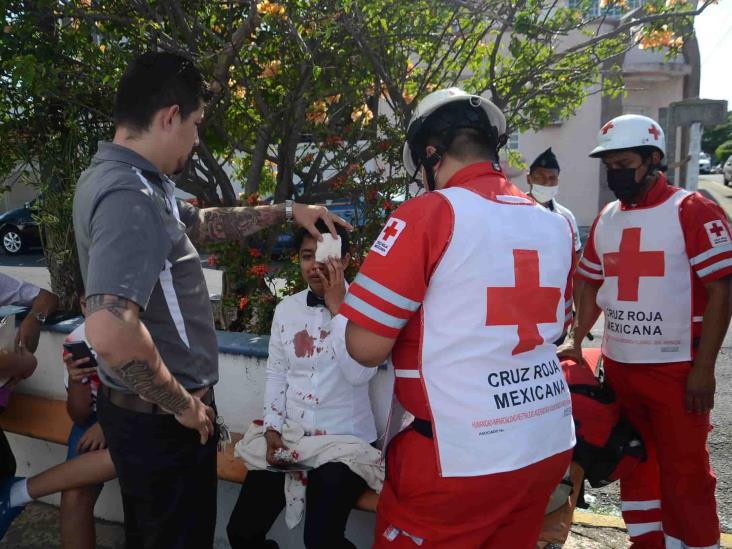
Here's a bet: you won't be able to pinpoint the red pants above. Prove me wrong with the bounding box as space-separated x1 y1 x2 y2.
603 358 719 549
373 427 571 548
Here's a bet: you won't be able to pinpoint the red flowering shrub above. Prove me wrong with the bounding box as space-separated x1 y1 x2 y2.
209 148 407 334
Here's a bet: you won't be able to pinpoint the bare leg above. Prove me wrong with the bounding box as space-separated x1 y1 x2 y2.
26 450 116 499
60 486 98 549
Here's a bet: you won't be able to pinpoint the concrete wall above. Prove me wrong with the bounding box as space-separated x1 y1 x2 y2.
508 14 692 229
511 88 604 228
9 328 395 549
0 170 37 215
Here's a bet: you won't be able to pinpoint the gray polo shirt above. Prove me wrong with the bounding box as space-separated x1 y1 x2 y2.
73 142 218 393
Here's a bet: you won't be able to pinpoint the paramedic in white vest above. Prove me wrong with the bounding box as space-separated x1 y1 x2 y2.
563 114 730 549
337 88 576 547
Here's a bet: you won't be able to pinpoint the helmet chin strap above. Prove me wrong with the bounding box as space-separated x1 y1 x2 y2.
639 157 662 186
421 151 442 191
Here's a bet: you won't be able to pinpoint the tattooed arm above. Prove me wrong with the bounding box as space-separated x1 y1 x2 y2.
188 202 352 247
84 294 214 443
189 204 285 247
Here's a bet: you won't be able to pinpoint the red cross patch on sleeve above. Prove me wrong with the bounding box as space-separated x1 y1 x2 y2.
704 220 731 247
371 217 407 256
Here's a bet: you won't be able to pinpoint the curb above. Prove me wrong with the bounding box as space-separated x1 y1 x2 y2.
574 510 732 547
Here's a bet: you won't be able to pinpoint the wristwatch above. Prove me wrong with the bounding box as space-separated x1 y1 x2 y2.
284 200 294 223
32 311 47 324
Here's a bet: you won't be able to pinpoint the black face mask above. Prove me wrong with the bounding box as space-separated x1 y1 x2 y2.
607 168 640 203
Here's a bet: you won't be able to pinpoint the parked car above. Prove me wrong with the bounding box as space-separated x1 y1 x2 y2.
699 152 712 174
0 200 41 255
724 155 732 186
712 163 723 175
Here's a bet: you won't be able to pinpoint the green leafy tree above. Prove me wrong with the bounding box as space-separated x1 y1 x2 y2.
716 141 732 165
0 0 717 328
703 112 732 161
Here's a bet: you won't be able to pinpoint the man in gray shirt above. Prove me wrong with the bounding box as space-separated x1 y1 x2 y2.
73 52 348 549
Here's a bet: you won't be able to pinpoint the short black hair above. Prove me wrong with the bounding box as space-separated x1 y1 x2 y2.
114 52 211 132
293 219 350 257
443 128 496 162
635 145 662 161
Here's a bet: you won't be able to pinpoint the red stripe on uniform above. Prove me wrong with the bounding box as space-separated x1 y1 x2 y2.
579 262 603 276
348 283 414 320
699 265 732 284
622 508 663 526
575 270 604 285
339 302 401 339
693 250 732 272
696 251 732 283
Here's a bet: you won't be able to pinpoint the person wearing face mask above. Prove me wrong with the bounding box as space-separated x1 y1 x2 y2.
527 148 581 255
560 114 731 549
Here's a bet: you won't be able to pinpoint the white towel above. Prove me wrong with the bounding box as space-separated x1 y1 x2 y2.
235 420 384 528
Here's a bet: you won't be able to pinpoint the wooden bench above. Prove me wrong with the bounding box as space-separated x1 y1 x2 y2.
0 393 378 512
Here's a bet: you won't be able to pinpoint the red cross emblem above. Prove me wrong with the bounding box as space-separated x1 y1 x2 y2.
603 228 664 302
486 249 561 355
382 221 400 241
648 125 661 140
601 122 614 135
709 221 725 238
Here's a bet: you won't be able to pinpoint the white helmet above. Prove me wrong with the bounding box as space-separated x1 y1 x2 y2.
589 114 665 159
402 87 507 175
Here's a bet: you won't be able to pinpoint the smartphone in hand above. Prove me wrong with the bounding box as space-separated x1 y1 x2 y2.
62 341 98 368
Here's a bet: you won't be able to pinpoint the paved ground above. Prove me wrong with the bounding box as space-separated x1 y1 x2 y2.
0 502 124 549
0 174 730 547
0 501 634 549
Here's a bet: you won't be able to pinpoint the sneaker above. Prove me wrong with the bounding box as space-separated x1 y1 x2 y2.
0 476 26 540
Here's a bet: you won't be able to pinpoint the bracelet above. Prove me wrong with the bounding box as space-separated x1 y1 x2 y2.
284 200 294 223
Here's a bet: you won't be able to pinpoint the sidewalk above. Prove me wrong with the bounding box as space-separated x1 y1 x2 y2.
0 502 632 548
0 502 123 549
0 501 659 549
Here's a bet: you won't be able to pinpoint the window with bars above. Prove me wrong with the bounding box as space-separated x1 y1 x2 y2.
568 0 643 19
507 130 520 151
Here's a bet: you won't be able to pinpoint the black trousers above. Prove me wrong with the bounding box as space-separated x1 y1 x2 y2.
227 462 367 549
0 429 16 477
97 390 218 549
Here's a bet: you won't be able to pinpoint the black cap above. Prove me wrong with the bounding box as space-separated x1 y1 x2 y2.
530 148 560 173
